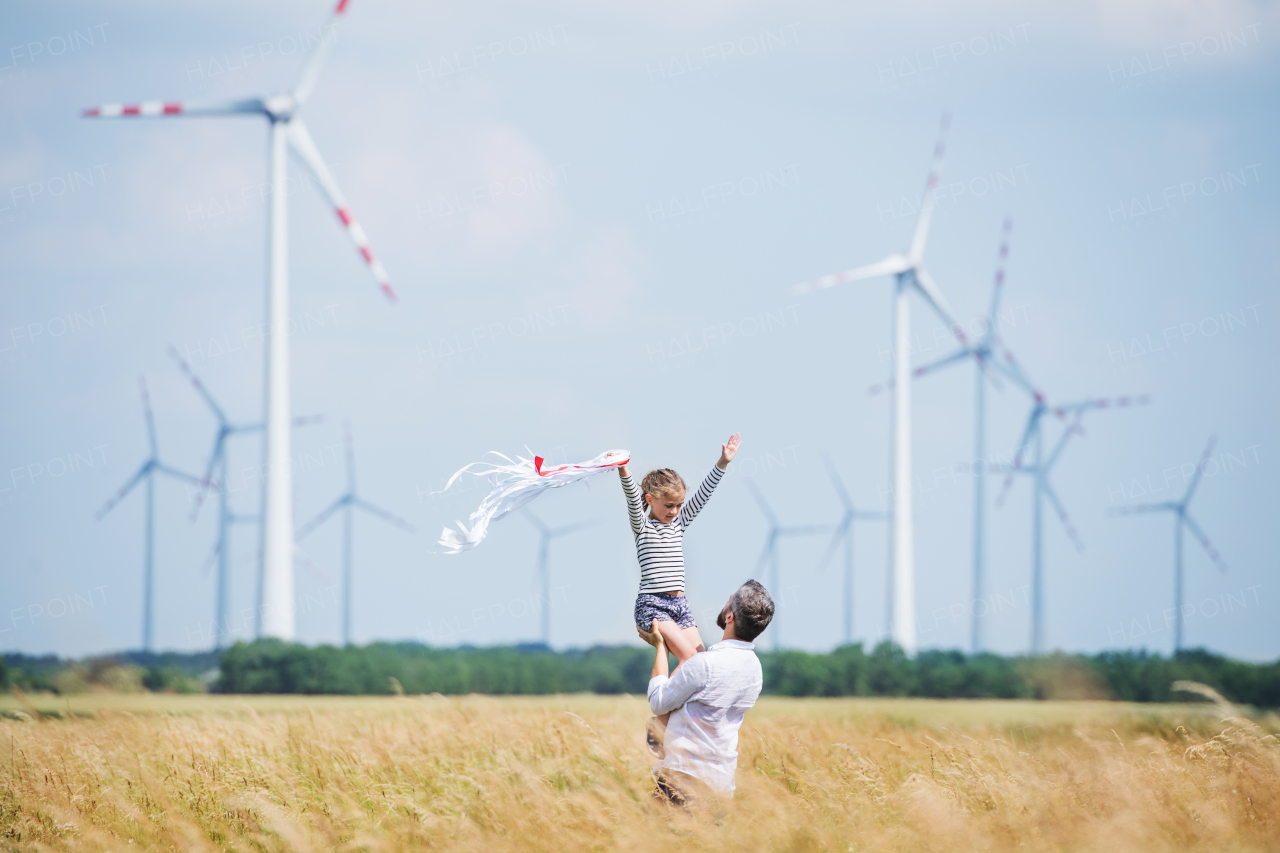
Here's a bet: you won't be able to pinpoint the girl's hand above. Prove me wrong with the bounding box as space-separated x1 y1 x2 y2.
718 432 742 468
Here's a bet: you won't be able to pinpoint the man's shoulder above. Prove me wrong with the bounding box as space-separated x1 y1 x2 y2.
702 642 762 676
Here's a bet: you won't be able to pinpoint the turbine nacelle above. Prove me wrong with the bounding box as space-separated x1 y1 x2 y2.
264 94 300 121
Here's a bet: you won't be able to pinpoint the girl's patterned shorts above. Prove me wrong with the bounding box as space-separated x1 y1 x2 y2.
635 592 697 631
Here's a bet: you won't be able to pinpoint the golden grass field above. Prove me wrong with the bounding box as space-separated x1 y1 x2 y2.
2 690 1278 852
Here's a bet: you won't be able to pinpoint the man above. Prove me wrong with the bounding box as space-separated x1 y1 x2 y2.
637 579 775 804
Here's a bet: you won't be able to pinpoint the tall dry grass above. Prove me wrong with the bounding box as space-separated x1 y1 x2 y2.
1 691 1277 852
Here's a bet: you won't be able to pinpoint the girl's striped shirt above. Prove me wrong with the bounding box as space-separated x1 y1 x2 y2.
621 464 725 594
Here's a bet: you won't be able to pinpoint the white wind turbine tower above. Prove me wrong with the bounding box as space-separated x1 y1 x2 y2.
1108 436 1227 652
82 0 396 640
867 220 1039 652
790 116 981 654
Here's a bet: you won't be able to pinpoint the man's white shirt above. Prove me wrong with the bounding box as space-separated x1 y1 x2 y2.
647 638 762 794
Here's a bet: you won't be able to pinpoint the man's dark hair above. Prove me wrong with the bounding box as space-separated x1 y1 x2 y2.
729 579 774 642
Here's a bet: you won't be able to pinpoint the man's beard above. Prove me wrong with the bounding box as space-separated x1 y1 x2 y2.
716 606 728 630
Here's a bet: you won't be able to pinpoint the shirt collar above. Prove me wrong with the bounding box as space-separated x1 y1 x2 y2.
710 639 755 651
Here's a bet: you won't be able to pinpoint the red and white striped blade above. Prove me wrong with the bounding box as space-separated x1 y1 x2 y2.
1182 434 1217 504
286 119 395 301
82 98 264 118
1182 513 1228 572
908 114 950 264
790 253 910 296
1051 394 1152 418
985 219 1012 331
1041 479 1085 553
95 462 151 520
293 0 354 104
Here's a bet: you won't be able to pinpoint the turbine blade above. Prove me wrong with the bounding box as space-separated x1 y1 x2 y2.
745 479 779 526
912 267 960 332
908 114 950 263
139 376 158 457
1182 435 1217 505
286 119 395 300
789 253 911 296
344 422 356 492
200 538 220 578
756 537 774 575
996 407 1041 506
293 0 353 104
914 268 1008 395
991 347 1039 397
1041 478 1085 553
155 463 204 486
815 523 849 573
1051 394 1153 417
1042 415 1084 472
1106 502 1177 516
187 439 224 522
354 498 416 533
95 463 151 520
1181 513 1228 572
911 347 971 380
82 98 265 118
985 218 1012 333
296 497 348 540
167 345 229 424
819 450 853 511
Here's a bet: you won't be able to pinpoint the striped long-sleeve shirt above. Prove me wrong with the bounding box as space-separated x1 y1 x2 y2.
622 464 725 594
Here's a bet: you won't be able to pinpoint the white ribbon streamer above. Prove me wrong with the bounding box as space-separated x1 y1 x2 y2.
436 449 629 554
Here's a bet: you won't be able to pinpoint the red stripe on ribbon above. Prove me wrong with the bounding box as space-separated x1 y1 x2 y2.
336 0 351 13
336 207 352 226
163 103 182 114
123 105 141 115
360 247 374 263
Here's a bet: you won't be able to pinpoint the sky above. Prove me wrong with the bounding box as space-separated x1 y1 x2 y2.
1 0 1276 661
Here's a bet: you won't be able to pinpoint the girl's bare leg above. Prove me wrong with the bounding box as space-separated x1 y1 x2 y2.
648 620 707 740
653 619 705 665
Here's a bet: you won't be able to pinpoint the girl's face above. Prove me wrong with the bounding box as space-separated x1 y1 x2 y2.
645 490 685 523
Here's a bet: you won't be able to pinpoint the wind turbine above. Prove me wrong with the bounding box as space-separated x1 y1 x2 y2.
167 346 322 648
867 220 1040 652
997 394 1149 653
1108 436 1227 652
521 509 594 647
746 480 834 650
815 454 888 646
82 0 397 641
296 425 415 646
95 377 201 652
789 116 982 654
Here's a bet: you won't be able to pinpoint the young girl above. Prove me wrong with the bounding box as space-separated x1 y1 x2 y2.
618 433 741 665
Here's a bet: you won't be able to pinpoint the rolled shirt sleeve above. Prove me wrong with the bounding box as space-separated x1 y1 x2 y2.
647 653 711 715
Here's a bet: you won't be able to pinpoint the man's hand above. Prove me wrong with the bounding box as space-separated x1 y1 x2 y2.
718 432 742 469
637 622 665 648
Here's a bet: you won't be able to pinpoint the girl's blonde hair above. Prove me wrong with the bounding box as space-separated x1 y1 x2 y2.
641 468 686 501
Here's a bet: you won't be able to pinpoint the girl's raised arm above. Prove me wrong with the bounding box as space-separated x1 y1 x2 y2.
619 465 646 535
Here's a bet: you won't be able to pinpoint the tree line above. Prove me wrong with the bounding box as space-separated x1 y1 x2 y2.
214 641 1280 706
6 642 1277 707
